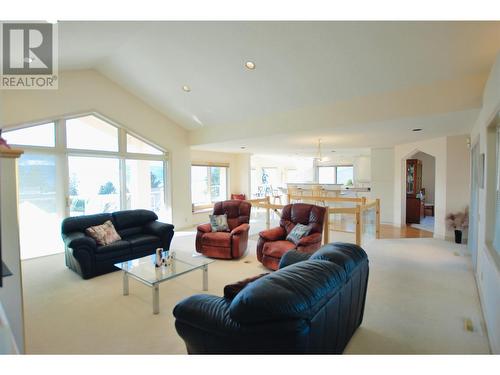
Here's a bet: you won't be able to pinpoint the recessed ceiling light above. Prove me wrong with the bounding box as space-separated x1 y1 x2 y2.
182 85 191 92
412 128 423 132
245 61 256 70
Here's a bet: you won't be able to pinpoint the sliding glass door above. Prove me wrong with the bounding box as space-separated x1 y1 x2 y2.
68 156 121 216
126 159 167 221
18 153 64 259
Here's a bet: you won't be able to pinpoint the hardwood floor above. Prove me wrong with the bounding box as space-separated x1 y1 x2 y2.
328 220 433 239
379 224 433 239
260 213 434 240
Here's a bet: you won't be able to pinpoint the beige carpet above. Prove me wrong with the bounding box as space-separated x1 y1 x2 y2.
21 232 490 354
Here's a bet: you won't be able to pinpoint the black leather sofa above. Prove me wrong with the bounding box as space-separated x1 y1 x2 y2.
61 209 174 279
173 242 369 354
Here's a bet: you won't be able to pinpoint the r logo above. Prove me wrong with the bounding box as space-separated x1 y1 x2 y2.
2 23 53 75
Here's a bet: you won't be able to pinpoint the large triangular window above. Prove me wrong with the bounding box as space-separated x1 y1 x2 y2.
126 133 163 155
66 115 118 152
3 122 55 147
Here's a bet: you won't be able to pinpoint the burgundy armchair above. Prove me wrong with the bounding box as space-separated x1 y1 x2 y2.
196 200 252 259
257 203 326 270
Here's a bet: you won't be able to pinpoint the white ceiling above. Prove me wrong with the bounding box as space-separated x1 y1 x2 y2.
57 21 500 151
191 108 479 155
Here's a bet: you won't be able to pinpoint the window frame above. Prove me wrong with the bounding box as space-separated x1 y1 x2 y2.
2 121 56 148
318 166 336 184
335 165 355 185
3 112 171 222
191 164 229 211
317 164 354 185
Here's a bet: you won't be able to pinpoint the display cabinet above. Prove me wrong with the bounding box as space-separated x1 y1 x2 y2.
406 159 424 224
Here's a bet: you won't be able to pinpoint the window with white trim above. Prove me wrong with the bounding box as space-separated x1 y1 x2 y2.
191 165 228 209
317 165 354 185
3 114 170 259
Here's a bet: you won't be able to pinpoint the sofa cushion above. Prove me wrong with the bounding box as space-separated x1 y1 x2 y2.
94 240 131 261
62 213 112 235
118 226 143 238
112 209 158 230
202 231 231 247
229 259 347 323
310 242 367 276
126 234 161 247
262 240 296 259
124 234 161 254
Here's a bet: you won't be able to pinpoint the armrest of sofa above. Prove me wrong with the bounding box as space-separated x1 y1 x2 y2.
62 232 97 250
197 223 212 233
144 220 174 236
143 221 175 249
278 250 313 269
296 232 322 247
230 223 250 236
173 294 239 334
258 226 286 241
173 294 309 337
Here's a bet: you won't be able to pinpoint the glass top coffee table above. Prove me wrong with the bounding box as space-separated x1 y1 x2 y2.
115 252 215 314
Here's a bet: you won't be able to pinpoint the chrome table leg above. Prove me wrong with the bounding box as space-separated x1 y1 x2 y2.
202 265 208 291
123 272 129 296
152 284 160 314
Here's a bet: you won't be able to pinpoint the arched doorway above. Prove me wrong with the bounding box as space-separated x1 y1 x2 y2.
397 145 441 237
405 151 436 233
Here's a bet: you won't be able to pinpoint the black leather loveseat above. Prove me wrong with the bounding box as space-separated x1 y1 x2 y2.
61 209 174 279
173 242 369 354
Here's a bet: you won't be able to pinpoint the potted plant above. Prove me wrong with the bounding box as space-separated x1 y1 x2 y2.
446 208 469 244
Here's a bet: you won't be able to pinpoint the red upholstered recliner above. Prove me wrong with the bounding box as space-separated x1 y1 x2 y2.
231 193 246 200
257 203 327 270
196 200 251 259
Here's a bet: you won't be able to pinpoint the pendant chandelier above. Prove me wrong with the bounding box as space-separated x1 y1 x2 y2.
316 138 323 162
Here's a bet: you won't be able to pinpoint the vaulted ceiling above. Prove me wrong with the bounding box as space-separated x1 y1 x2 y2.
58 21 500 154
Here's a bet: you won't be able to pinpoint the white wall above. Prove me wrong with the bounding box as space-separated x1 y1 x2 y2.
354 155 371 184
0 155 25 352
470 52 500 354
370 148 395 224
0 70 192 229
413 151 436 204
234 153 251 198
446 135 471 218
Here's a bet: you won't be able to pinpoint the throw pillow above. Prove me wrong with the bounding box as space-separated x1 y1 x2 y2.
209 214 229 232
223 273 269 300
286 223 312 245
85 220 121 246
